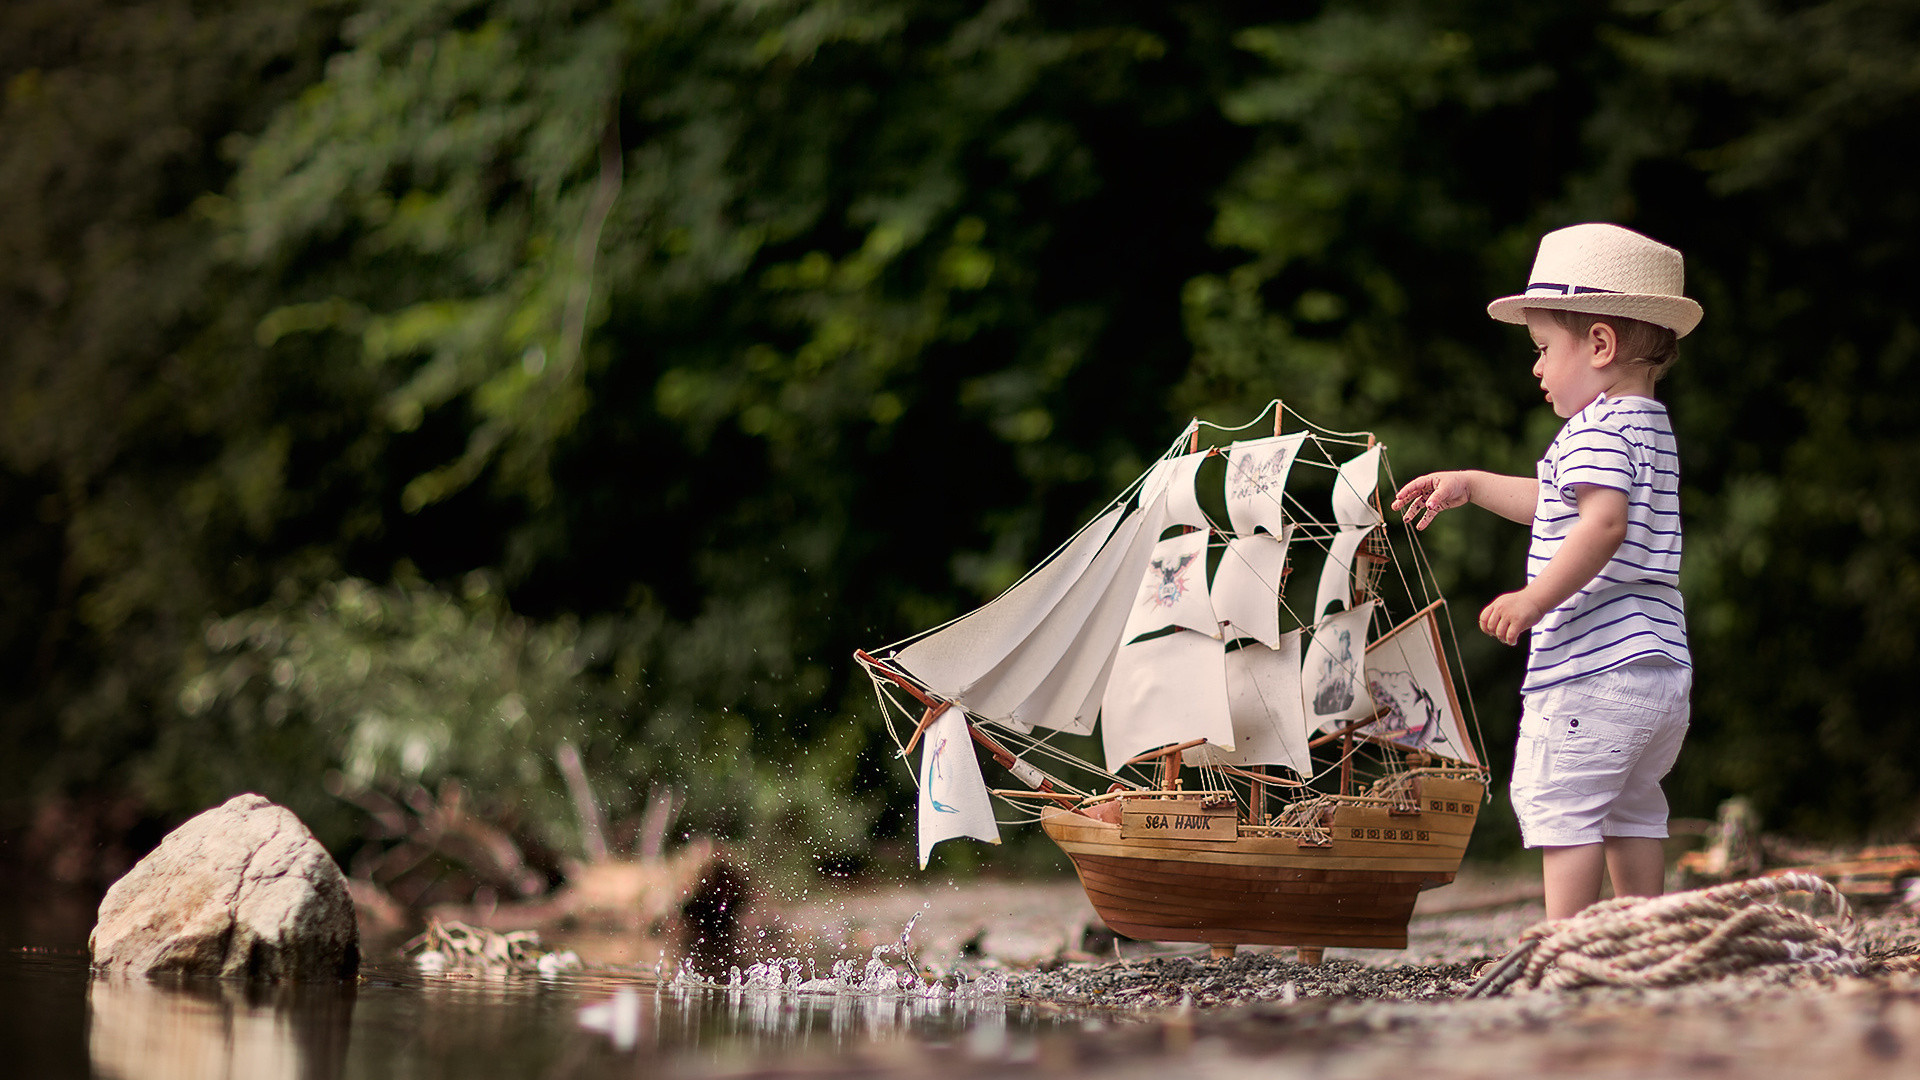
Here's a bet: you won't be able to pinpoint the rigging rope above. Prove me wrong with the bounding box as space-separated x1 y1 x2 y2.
1462 874 1858 998
860 403 1492 811
1379 453 1492 769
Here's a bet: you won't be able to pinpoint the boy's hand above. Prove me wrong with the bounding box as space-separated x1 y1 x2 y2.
1479 590 1545 646
1391 472 1472 531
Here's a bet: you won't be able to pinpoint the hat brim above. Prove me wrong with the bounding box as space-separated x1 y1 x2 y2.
1487 292 1702 338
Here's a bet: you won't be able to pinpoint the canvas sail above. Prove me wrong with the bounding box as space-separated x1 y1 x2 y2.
1312 526 1372 621
1224 434 1307 536
1333 445 1384 528
963 490 1169 733
1162 452 1213 530
1365 603 1478 765
1212 530 1290 648
1185 630 1312 776
916 706 1000 868
1137 430 1199 508
895 504 1125 698
1100 628 1235 771
1304 600 1376 729
1121 529 1217 642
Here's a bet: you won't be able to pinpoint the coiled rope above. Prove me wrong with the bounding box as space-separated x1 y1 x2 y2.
1464 874 1858 998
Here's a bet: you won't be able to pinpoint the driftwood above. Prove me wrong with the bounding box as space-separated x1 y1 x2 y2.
555 743 608 863
329 763 746 958
1674 796 1920 901
403 919 581 976
325 773 549 913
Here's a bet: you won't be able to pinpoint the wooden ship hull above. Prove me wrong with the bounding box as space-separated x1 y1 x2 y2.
1039 773 1484 952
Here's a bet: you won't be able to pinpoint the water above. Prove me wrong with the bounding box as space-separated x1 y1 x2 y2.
0 897 1076 1079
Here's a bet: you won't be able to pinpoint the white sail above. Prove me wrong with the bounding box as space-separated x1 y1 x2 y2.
1224 434 1308 536
895 505 1124 698
1366 604 1478 765
916 706 1000 868
1212 530 1290 649
1333 444 1384 528
1304 600 1376 729
1312 525 1372 621
1163 451 1213 530
1005 624 1118 736
1100 628 1235 771
1121 528 1217 641
960 491 1167 731
1185 630 1311 776
1137 428 1198 508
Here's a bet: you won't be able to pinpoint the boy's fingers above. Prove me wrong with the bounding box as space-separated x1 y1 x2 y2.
1391 476 1434 509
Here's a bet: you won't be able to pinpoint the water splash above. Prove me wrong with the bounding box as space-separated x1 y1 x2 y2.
660 911 1006 1001
581 911 1014 1054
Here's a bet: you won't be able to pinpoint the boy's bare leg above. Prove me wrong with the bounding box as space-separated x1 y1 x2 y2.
1541 844 1606 919
1603 836 1666 898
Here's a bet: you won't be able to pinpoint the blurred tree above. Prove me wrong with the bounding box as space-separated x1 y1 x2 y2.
1183 0 1920 837
0 0 356 868
7 0 1920 881
209 0 1265 867
3 0 1262 872
1585 0 1920 834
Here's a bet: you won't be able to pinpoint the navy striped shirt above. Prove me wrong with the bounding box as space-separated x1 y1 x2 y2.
1523 394 1690 692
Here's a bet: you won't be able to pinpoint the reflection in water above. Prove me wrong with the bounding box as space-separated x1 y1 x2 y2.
564 929 1016 1060
574 968 1014 1061
88 976 354 1080
12 894 1075 1080
0 949 1069 1079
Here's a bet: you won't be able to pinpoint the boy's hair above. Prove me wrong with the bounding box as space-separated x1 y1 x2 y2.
1543 309 1679 381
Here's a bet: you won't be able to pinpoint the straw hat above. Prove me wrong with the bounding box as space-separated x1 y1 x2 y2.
1487 223 1703 338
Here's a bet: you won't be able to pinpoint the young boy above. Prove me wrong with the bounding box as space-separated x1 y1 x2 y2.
1391 223 1700 920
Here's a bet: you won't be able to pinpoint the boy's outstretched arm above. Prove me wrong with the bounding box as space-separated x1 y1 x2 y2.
1480 484 1630 645
1391 470 1535 529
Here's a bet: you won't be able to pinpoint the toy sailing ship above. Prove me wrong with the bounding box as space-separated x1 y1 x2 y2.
856 403 1488 961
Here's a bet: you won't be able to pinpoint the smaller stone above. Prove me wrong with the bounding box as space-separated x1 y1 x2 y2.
89 794 359 981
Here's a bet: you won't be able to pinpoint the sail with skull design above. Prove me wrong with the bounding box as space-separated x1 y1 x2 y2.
857 402 1488 960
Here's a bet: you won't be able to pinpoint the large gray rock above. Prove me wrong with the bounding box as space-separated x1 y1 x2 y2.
89 794 359 980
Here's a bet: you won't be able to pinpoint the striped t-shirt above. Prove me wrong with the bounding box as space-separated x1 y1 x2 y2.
1523 394 1690 692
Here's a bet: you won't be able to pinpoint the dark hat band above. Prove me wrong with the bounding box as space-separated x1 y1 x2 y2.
1524 282 1621 297
1520 284 1628 295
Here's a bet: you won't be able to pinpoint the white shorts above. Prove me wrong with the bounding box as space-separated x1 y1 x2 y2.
1510 661 1692 848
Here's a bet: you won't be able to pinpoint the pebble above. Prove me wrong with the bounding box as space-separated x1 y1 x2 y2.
1000 906 1920 1011
1007 954 1481 1008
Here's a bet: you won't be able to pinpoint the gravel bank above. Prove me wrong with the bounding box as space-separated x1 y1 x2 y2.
1008 954 1481 1007
1003 901 1920 1009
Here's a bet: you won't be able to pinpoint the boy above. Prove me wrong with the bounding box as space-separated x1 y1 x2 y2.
1390 223 1700 920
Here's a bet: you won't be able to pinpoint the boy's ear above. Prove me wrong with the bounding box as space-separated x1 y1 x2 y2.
1587 321 1619 368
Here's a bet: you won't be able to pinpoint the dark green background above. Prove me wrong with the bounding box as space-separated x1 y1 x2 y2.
5 0 1917 884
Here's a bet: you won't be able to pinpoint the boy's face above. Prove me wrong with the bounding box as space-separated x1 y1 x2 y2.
1525 311 1611 418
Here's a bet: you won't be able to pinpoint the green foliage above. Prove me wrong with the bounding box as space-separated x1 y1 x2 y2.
166 573 591 848
1580 0 1920 833
7 0 1920 875
2 0 1250 871
0 0 357 813
1183 0 1920 836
